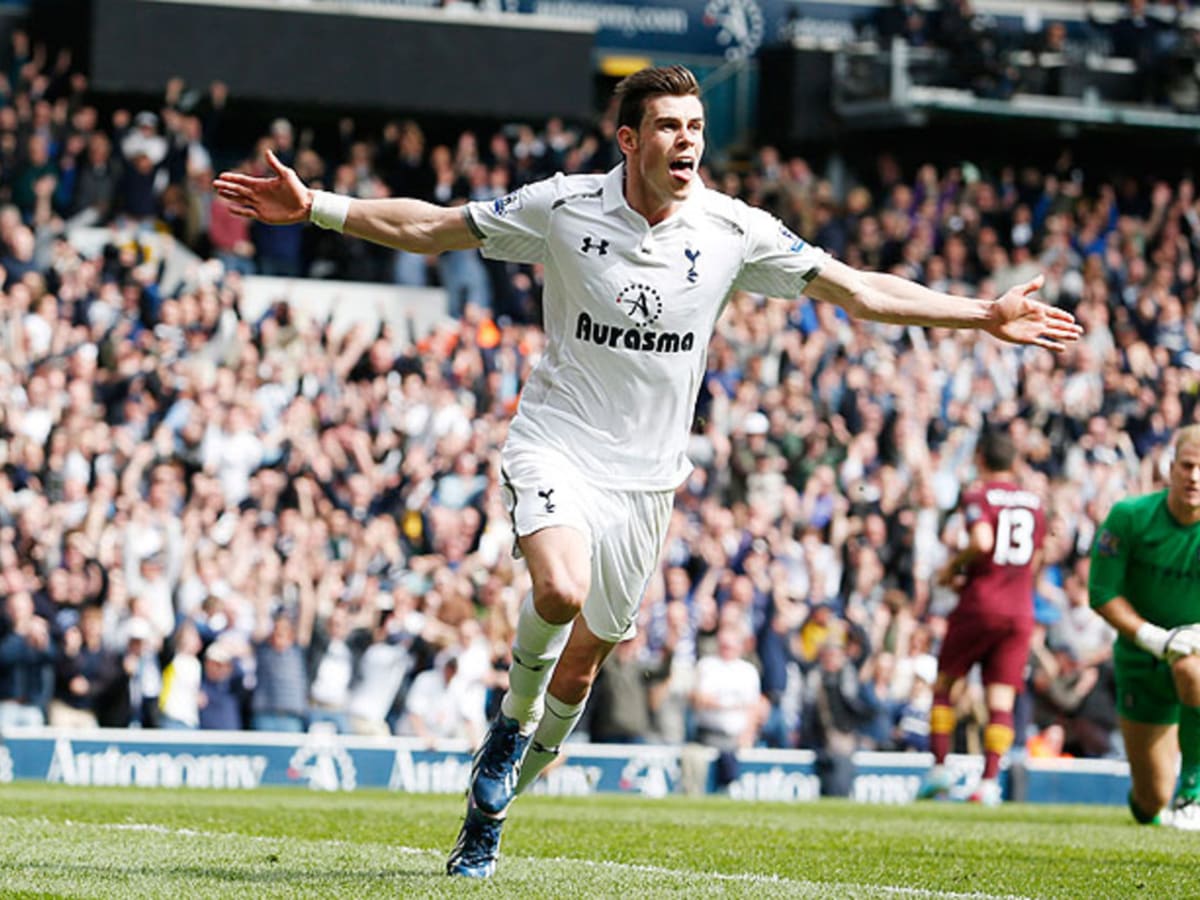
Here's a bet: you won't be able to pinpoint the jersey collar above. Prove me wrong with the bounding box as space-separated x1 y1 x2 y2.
601 163 705 226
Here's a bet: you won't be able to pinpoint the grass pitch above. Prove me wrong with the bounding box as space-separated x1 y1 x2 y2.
0 783 1190 898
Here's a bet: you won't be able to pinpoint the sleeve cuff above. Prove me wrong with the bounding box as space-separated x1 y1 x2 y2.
463 206 485 241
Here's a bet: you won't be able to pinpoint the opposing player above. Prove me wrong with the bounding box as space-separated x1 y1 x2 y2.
918 428 1046 806
1089 425 1200 830
214 66 1080 877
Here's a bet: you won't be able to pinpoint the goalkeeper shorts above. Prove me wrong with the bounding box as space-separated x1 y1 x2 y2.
1115 646 1183 726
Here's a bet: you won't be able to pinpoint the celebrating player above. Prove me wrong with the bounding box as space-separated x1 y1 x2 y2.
1089 424 1200 830
214 65 1081 877
918 427 1047 806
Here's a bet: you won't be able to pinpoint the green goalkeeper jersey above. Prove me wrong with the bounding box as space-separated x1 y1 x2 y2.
1090 490 1200 662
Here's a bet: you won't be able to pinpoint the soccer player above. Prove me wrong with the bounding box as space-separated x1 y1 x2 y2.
214 66 1081 877
918 428 1046 806
1089 425 1200 830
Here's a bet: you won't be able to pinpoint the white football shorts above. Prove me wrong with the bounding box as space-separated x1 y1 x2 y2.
500 439 673 643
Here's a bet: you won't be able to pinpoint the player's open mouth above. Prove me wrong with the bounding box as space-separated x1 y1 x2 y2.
669 159 695 182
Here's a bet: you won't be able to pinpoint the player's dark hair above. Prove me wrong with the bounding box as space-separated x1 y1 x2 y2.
978 428 1017 473
614 65 701 133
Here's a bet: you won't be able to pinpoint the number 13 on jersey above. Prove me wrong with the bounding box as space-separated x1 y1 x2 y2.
994 507 1036 566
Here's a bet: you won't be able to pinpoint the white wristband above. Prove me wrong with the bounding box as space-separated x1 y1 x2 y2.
1135 622 1170 659
309 190 351 233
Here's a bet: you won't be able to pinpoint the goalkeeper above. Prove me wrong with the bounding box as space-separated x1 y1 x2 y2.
1090 424 1200 829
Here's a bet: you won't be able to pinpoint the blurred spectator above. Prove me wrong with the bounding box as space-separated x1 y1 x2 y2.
642 580 697 744
13 133 55 219
1030 637 1119 759
386 119 434 286
121 111 167 167
935 0 1014 99
893 655 938 752
872 0 930 46
1104 0 1175 102
690 619 763 786
399 649 486 747
1164 25 1200 111
305 602 364 733
209 192 256 275
1046 558 1115 666
124 551 176 643
1022 21 1080 97
430 144 491 315
0 591 54 728
117 146 162 223
70 132 123 224
121 617 162 728
803 638 870 796
48 604 122 728
269 118 296 168
345 605 417 737
198 639 247 730
857 650 902 750
252 612 309 733
158 620 204 729
588 631 672 744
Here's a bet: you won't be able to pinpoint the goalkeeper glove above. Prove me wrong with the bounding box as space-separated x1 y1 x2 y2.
1136 622 1200 664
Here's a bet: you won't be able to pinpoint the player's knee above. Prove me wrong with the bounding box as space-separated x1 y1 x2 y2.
532 570 588 619
1173 653 1200 681
1173 654 1200 703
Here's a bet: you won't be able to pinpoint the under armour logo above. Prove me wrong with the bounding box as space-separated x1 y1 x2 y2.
538 488 556 513
581 236 609 255
684 247 700 283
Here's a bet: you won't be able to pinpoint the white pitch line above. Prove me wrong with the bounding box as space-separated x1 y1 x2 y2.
48 819 1031 900
539 855 1033 900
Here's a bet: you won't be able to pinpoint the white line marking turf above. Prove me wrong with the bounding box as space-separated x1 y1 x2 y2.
44 819 1029 900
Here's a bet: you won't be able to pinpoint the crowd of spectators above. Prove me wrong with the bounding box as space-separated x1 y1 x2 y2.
1 24 1198 793
866 0 1200 109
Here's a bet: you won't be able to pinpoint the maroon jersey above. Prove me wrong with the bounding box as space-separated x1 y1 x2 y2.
955 479 1046 622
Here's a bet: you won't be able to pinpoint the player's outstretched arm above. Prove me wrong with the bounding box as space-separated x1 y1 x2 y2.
805 259 1082 352
983 276 1083 350
213 150 481 254
213 150 311 224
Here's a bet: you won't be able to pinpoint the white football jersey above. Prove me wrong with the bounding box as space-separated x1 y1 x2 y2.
466 164 829 490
